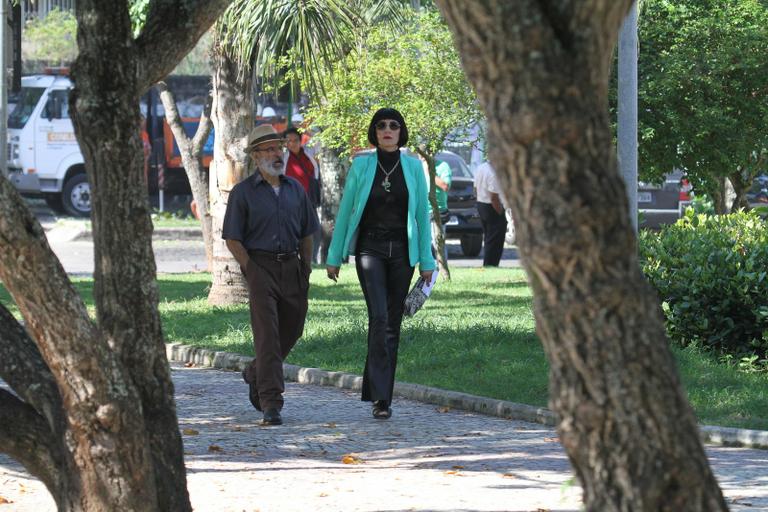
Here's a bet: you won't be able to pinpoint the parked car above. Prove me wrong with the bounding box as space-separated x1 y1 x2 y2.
638 170 690 229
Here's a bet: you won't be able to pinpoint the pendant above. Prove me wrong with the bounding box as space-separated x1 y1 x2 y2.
382 176 391 192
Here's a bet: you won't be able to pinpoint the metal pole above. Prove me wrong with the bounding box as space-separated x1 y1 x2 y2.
1 0 8 179
618 1 638 231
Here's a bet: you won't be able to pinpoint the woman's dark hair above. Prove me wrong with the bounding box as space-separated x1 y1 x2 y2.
367 108 408 148
283 127 301 138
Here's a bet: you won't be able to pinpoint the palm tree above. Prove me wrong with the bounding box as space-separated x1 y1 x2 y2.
207 0 415 304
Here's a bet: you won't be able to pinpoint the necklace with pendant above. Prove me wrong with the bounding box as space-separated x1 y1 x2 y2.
377 160 400 193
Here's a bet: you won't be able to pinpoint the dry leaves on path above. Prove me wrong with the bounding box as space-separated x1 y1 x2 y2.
182 428 200 436
341 454 362 464
0 496 13 504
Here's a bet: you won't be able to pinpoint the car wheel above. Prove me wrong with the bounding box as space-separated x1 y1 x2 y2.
460 234 482 257
62 173 91 218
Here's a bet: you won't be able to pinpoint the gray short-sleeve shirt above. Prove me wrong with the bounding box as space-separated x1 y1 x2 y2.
222 172 319 252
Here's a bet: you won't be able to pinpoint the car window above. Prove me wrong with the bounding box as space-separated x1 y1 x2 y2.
437 152 473 179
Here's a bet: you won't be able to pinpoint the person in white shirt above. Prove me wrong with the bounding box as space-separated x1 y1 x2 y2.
473 161 508 266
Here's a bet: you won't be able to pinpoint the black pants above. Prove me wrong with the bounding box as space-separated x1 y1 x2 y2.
477 202 507 266
355 237 415 406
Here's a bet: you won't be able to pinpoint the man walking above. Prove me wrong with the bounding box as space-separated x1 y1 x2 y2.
223 124 319 425
474 161 507 266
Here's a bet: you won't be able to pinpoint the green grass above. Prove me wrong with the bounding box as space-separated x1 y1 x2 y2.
2 268 767 430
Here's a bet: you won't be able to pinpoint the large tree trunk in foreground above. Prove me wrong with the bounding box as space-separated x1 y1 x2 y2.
0 1 231 510
207 34 253 306
436 1 727 510
157 81 215 270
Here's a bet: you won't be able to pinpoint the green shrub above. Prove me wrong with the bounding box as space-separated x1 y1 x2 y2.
639 210 768 359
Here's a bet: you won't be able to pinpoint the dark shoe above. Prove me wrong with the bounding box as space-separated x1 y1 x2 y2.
262 408 283 426
372 400 392 420
242 369 262 411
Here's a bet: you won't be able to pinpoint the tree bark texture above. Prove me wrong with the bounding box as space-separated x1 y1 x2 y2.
157 81 215 270
0 1 232 510
207 36 253 305
436 1 728 511
316 145 349 264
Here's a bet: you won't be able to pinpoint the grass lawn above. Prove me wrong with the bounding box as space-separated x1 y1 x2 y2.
2 267 767 430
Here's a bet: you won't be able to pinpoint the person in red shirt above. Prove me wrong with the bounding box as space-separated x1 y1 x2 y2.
283 127 319 202
284 127 322 261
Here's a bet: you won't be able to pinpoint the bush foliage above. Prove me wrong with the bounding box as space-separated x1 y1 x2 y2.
640 210 768 359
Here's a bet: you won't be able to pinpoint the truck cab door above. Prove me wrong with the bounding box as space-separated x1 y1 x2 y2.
34 88 77 190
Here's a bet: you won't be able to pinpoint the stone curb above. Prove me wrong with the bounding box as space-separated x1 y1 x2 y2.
166 342 768 449
74 227 202 241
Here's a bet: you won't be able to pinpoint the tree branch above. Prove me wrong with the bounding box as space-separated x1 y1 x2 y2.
0 304 62 430
135 0 232 91
0 389 62 494
156 81 191 148
191 92 213 154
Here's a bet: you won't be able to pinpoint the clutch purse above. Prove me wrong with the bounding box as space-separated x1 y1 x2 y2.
403 271 438 317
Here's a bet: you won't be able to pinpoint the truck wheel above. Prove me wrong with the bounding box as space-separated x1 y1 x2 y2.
62 173 91 217
44 193 64 214
460 234 482 257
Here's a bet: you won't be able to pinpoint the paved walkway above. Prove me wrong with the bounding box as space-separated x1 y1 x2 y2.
2 365 768 511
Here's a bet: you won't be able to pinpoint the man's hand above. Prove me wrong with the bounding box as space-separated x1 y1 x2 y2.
420 269 434 282
326 265 340 282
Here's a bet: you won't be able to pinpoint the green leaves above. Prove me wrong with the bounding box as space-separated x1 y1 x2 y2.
306 10 482 156
637 0 768 201
640 211 768 359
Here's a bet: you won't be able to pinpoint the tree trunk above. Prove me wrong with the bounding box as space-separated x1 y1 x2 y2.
206 35 254 305
0 1 231 510
436 1 728 510
157 81 215 270
316 145 349 264
416 148 450 279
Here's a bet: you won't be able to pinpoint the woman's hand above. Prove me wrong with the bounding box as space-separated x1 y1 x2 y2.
420 269 434 282
326 265 340 282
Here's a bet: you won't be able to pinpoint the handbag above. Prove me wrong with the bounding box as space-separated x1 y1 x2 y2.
403 271 439 317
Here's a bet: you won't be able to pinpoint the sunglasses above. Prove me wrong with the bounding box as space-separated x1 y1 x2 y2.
375 121 401 131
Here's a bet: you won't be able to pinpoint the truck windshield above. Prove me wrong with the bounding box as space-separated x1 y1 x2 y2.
8 87 46 129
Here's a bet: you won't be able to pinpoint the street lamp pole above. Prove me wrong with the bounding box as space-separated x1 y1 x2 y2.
618 1 639 232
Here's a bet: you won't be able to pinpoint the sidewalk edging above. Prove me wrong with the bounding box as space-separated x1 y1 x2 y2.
165 342 768 449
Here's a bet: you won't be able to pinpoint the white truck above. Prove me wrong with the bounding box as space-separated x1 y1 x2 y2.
6 72 90 216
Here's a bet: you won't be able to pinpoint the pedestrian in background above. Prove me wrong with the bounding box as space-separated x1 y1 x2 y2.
420 155 452 263
284 126 322 262
326 108 435 420
222 124 319 426
474 161 507 267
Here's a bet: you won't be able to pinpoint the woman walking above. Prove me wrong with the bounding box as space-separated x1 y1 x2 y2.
326 108 435 419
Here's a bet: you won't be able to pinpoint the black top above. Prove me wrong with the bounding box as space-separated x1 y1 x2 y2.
222 172 319 252
359 148 409 238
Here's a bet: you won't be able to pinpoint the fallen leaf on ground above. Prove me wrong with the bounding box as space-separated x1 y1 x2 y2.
0 496 13 504
444 470 463 476
502 473 517 479
184 362 195 367
182 428 199 436
452 465 465 469
318 493 329 497
324 422 337 428
341 454 362 464
208 444 223 453
543 437 559 443
436 406 451 413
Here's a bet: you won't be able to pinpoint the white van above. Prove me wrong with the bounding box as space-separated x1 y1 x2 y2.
7 71 89 216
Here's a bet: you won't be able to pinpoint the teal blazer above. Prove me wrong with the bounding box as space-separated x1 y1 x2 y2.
327 152 436 271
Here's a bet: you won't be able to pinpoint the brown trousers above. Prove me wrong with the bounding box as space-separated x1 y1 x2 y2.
242 253 309 410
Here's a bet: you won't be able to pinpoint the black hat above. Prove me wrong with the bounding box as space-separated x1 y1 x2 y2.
367 108 409 148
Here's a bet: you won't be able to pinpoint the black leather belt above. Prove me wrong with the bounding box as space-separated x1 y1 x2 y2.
247 249 298 262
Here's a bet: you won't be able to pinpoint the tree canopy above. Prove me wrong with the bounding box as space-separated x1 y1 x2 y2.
305 10 481 156
638 0 768 210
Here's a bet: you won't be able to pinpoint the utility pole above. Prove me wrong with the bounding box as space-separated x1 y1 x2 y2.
1 0 8 179
618 1 638 231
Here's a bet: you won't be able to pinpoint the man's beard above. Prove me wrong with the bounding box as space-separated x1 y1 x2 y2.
257 156 284 176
